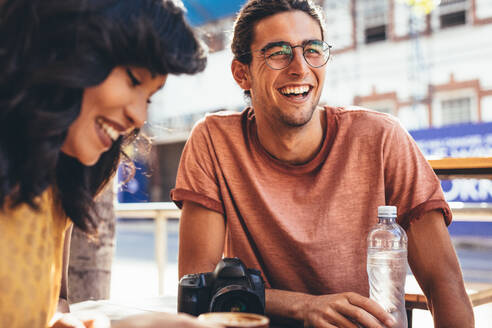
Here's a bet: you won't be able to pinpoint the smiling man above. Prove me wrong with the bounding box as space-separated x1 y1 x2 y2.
171 0 474 327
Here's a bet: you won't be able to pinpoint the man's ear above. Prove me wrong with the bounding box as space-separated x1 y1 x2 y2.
231 59 251 91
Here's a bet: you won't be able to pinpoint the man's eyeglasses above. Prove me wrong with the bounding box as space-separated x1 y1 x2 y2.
258 40 332 70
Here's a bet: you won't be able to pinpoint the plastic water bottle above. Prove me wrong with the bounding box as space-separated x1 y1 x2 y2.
367 206 408 328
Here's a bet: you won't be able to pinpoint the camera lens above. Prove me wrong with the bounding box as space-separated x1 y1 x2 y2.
210 287 263 314
221 298 247 312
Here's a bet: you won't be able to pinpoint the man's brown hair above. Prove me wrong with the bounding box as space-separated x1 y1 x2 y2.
231 0 326 65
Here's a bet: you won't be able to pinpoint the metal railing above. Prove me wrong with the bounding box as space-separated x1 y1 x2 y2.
114 201 492 295
115 202 181 295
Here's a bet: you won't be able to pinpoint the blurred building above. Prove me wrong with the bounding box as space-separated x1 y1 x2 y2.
134 0 492 202
324 0 492 131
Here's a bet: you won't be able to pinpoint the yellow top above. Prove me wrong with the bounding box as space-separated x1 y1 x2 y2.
0 188 70 327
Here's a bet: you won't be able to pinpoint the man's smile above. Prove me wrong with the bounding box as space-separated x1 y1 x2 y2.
277 84 313 102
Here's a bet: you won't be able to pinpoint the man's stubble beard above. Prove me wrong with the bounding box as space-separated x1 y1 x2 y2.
249 77 322 128
278 103 316 127
277 92 321 128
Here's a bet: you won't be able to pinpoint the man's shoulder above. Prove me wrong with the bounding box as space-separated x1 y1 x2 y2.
190 108 249 141
203 109 245 123
324 105 401 130
192 109 245 127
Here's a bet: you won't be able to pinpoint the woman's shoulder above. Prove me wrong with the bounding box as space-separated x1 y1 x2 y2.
1 187 69 230
0 187 69 327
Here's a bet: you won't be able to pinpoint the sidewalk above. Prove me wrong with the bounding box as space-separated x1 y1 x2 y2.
110 261 178 300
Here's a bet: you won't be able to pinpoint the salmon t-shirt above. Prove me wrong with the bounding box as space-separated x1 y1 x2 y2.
171 106 451 296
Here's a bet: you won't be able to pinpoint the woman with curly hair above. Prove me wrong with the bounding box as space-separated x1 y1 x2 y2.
0 0 217 327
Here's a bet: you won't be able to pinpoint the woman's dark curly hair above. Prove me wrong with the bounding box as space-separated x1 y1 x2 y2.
0 0 207 233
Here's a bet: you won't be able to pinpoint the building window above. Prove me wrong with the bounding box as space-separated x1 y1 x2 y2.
365 25 386 43
441 97 471 125
358 0 389 44
324 0 353 49
439 0 468 28
440 10 466 28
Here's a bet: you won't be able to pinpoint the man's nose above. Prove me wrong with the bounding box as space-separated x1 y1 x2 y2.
286 47 310 76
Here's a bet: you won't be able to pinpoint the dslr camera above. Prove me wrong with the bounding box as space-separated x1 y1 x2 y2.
178 257 265 316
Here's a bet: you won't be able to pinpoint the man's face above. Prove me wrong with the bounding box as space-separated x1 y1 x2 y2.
246 10 326 128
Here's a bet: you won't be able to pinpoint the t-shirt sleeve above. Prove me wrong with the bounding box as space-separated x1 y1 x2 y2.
170 119 224 214
383 120 452 229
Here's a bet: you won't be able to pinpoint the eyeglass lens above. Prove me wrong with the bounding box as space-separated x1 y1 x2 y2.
263 40 330 70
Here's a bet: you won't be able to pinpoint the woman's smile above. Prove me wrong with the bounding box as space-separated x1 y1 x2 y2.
61 66 166 165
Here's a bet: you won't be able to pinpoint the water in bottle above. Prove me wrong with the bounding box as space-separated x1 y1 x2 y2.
367 206 408 328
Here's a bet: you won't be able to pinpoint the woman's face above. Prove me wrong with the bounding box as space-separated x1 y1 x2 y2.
61 66 167 166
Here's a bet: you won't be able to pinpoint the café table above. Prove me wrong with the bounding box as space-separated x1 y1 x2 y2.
404 276 492 327
71 296 177 322
71 277 492 327
429 156 492 179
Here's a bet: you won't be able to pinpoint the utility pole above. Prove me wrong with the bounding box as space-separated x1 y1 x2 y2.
403 0 441 128
408 4 428 113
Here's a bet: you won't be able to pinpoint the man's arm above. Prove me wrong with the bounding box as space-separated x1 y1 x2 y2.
407 210 474 328
178 201 395 328
178 201 226 278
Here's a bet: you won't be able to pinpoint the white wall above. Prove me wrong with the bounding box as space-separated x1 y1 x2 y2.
148 49 246 121
482 96 492 122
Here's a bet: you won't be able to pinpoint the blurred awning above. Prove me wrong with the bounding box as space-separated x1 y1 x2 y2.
182 0 245 26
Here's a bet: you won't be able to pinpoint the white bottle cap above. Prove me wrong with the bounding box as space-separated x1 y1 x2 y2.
378 205 397 218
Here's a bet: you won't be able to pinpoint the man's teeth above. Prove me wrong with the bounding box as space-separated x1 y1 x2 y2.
97 118 119 141
280 85 310 95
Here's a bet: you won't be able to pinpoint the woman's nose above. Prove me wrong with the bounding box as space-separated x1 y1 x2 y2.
124 96 148 129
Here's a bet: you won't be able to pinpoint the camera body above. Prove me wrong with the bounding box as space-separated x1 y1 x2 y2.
178 258 265 316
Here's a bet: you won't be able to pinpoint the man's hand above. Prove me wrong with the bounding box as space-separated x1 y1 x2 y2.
267 289 396 328
303 293 396 328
